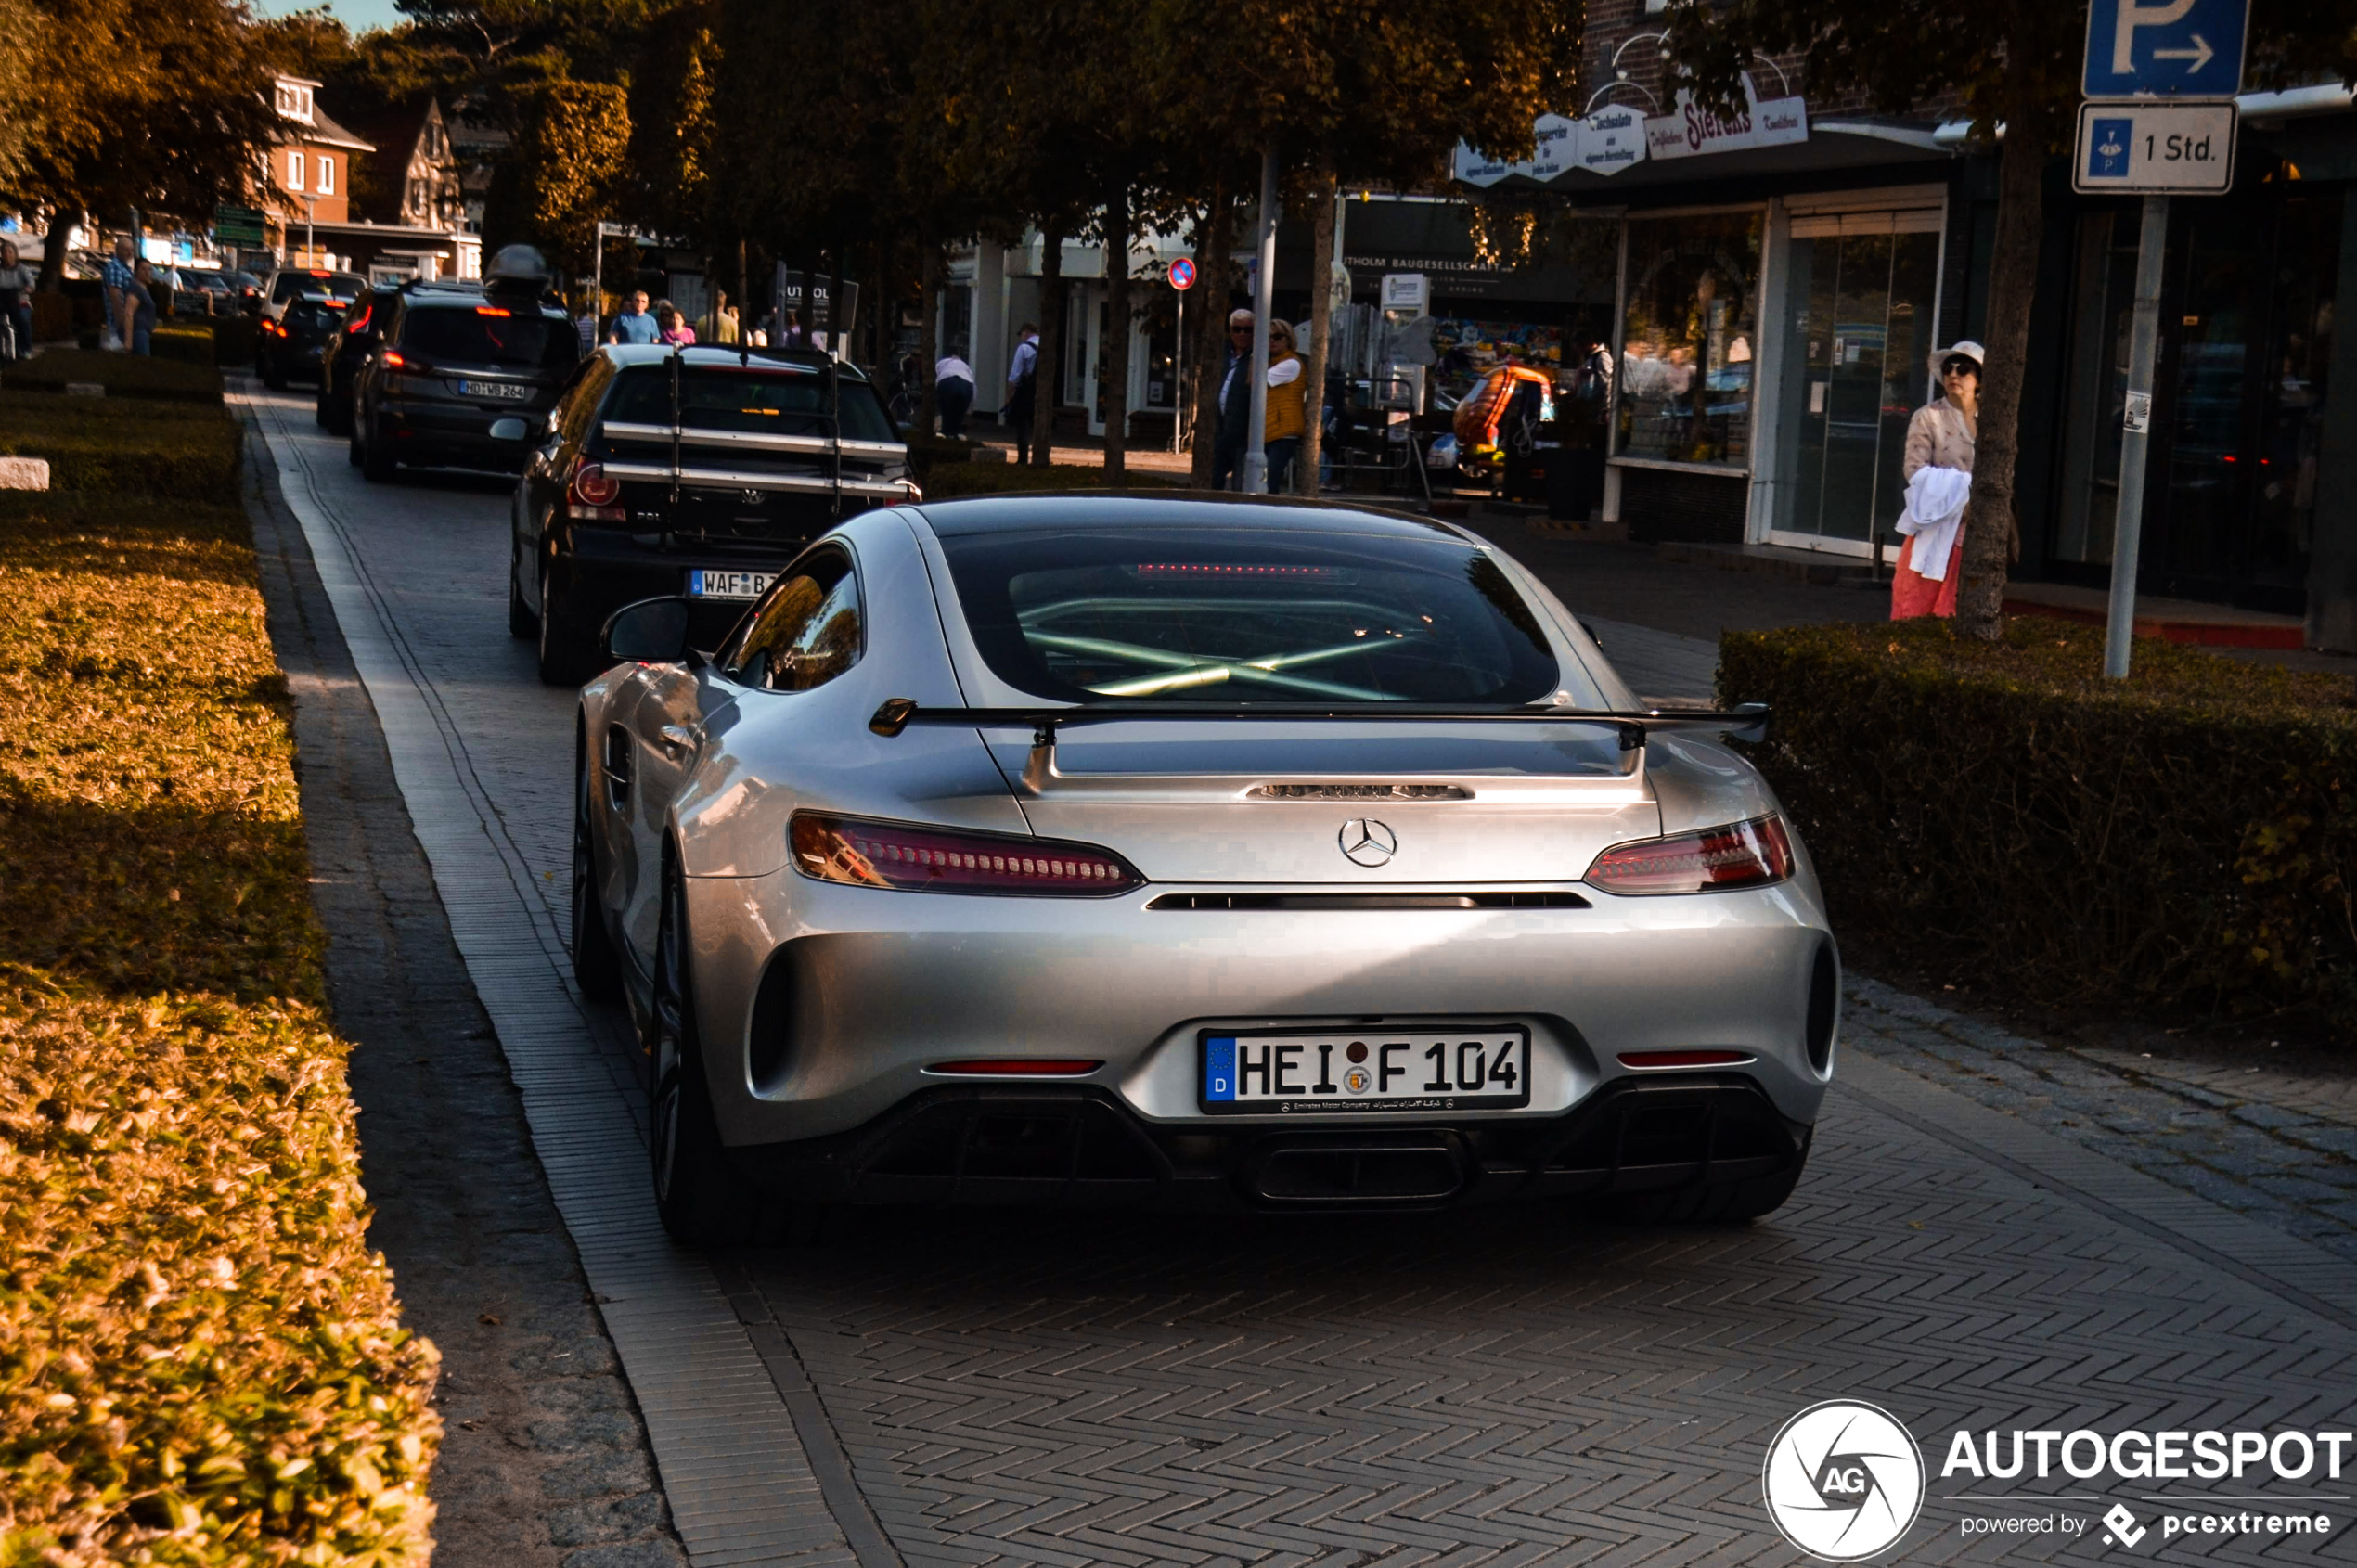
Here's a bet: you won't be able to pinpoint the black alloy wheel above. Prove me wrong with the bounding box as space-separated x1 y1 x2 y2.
314 386 330 428
262 349 288 392
649 861 761 1244
535 558 595 687
571 739 625 1002
361 411 397 483
509 546 536 638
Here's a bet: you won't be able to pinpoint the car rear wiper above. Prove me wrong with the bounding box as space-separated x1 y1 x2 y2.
866 699 1770 752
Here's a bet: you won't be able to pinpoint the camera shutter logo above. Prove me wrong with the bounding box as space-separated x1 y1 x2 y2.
1761 1401 1925 1561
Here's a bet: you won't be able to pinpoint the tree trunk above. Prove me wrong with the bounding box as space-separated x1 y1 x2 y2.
1033 225 1064 468
1189 186 1231 486
735 237 747 350
1299 157 1338 495
1953 87 2048 638
36 212 71 292
867 241 886 374
1102 177 1133 485
918 239 942 436
822 249 844 353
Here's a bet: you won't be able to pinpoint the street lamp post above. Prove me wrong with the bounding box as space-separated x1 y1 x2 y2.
303 197 316 267
1243 145 1279 495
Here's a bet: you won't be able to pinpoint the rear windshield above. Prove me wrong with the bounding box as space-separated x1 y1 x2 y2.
275 271 364 302
287 299 348 330
938 526 1562 705
604 366 897 443
400 307 578 370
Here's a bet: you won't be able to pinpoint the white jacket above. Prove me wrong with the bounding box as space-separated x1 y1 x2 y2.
1898 466 1971 582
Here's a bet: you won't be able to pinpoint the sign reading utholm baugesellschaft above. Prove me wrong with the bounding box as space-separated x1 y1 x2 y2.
2074 100 2237 193
2082 0 2248 98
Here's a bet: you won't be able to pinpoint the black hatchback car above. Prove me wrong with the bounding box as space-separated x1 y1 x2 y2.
507 344 916 684
258 292 350 389
352 281 579 482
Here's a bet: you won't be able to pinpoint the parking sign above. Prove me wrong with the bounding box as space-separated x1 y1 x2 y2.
2073 100 2236 192
2082 0 2248 99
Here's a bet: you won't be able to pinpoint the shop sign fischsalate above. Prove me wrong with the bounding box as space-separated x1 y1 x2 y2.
1575 107 1648 175
1643 74 1809 161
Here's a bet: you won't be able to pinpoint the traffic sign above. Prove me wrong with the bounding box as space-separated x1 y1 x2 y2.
1168 257 1195 291
2074 101 2237 193
2082 0 2247 99
213 204 264 247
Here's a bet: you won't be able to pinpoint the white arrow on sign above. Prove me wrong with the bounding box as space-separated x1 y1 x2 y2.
2153 32 2215 71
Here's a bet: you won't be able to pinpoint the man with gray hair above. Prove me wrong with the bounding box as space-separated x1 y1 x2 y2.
1212 307 1255 491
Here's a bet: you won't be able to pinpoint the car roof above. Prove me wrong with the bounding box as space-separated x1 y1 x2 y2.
909 491 1474 541
596 343 878 383
399 289 568 320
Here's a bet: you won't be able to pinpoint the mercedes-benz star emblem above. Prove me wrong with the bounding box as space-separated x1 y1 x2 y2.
1337 818 1397 868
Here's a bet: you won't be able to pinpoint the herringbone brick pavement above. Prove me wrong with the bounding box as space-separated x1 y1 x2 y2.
738 1092 2357 1566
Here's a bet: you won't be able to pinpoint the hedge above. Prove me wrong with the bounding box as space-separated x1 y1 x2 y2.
1719 617 2357 1027
2 350 225 405
0 391 243 499
0 480 440 1564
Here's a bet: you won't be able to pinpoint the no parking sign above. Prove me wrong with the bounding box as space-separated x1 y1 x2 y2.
1168 257 1196 291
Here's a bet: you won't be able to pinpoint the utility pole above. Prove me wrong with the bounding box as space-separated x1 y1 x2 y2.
1243 146 1278 495
2102 195 2170 679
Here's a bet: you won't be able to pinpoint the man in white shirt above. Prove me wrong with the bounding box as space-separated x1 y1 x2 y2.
935 352 975 438
1005 324 1040 464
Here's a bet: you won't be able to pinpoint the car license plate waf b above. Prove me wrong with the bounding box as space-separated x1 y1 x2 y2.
1202 1028 1530 1114
688 570 774 599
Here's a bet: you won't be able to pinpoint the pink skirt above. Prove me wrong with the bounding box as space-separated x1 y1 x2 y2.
1890 531 1963 620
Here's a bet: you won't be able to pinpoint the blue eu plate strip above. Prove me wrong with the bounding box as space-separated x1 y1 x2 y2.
1204 1036 1236 1102
687 571 705 596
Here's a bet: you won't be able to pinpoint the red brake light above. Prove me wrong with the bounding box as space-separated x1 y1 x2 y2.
476 305 510 316
930 1060 1104 1076
570 462 621 507
308 268 329 276
380 350 405 368
791 814 1143 897
1585 815 1795 896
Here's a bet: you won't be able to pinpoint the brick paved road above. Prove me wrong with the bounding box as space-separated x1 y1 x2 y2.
243 392 2357 1566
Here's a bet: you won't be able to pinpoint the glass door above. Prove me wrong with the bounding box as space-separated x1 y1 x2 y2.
1771 215 1942 547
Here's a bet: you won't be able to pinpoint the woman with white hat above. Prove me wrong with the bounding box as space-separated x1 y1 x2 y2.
1890 341 1982 620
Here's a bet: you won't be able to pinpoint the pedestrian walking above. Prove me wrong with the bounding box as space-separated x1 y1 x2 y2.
1262 319 1307 493
608 290 658 345
1211 309 1255 491
1005 323 1040 464
1890 341 1982 620
780 309 812 350
0 240 35 362
101 238 135 352
713 293 741 345
654 301 696 346
125 259 157 356
574 296 599 355
935 351 975 439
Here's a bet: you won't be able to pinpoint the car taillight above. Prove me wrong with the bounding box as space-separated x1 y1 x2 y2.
570 462 620 506
790 813 1143 897
380 350 405 368
1585 814 1795 896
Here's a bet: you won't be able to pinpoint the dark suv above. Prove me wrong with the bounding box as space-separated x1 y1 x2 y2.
351 280 579 481
316 284 394 434
507 344 915 684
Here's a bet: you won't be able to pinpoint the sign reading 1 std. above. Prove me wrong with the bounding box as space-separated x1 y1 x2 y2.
2074 100 2237 193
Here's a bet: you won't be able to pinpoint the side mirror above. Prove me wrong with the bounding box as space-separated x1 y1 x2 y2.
488 416 529 442
603 596 692 665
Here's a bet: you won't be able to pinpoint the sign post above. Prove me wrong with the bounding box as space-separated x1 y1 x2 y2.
1167 257 1194 455
2079 0 2248 679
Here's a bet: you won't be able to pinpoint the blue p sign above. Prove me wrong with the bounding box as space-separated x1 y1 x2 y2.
2082 0 2247 98
2086 118 2134 179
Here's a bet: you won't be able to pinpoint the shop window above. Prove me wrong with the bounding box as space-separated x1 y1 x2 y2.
1616 211 1762 467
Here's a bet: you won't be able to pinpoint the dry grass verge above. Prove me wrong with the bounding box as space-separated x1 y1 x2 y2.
0 476 439 1564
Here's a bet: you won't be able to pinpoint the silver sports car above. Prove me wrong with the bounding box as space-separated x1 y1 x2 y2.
573 494 1838 1242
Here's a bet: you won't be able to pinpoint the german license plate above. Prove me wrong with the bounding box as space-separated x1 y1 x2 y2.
462 379 528 400
687 569 774 599
1201 1028 1530 1114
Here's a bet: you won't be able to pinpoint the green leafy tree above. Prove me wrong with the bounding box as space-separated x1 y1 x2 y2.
482 80 631 276
5 0 285 286
1667 0 2357 637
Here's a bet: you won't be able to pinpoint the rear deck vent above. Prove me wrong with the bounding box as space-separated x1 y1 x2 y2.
1149 891 1589 912
1250 783 1472 802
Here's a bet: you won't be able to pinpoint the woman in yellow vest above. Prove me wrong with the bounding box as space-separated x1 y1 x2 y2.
1263 319 1307 493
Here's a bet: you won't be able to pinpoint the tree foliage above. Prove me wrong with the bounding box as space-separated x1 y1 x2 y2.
482 80 631 275
3 0 283 231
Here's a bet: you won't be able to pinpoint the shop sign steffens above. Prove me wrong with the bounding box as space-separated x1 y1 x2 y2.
1642 72 1810 161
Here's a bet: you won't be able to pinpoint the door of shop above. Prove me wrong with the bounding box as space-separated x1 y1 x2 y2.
2047 182 2339 611
1767 211 1943 552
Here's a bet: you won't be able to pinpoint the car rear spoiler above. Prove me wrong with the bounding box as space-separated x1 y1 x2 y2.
866 699 1771 752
